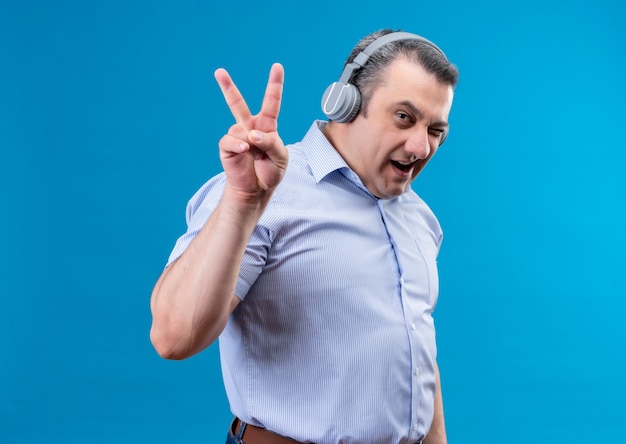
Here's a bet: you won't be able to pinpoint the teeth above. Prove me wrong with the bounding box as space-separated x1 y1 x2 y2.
392 160 414 172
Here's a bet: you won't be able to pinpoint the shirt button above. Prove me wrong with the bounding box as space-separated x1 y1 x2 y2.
400 277 405 285
414 367 420 376
413 424 418 431
410 323 416 331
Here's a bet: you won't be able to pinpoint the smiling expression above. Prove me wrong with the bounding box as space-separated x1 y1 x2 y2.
332 57 454 199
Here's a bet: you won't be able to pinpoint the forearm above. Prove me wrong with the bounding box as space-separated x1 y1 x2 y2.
150 186 271 360
424 361 447 444
150 63 286 360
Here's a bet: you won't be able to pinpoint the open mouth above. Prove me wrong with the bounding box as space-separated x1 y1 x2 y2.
390 160 416 173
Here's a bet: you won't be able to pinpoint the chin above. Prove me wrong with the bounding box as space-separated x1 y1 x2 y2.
380 187 408 199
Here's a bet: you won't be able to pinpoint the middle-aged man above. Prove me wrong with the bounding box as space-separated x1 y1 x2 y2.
150 28 459 444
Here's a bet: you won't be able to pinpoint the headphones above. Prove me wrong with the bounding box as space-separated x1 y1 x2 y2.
321 31 448 125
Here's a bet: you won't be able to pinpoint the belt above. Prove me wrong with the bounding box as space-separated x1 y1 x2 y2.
229 417 423 444
230 417 304 444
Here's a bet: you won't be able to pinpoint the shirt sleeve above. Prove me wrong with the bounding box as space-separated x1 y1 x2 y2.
165 174 226 267
165 173 273 301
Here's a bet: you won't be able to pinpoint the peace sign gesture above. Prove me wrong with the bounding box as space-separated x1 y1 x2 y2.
214 63 288 203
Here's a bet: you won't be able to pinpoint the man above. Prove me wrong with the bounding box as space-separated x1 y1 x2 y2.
150 29 459 444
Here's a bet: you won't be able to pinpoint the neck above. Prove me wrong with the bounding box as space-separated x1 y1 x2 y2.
322 120 344 153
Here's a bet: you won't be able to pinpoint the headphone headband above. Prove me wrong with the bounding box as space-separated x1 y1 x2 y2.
338 32 447 84
322 31 449 126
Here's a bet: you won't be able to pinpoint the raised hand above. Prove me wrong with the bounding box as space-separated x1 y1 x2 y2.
214 63 288 202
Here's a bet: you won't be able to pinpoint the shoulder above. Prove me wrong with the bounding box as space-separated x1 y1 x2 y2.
184 173 227 222
398 189 443 244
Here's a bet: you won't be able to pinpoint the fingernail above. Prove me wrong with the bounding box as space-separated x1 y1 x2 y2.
250 131 262 143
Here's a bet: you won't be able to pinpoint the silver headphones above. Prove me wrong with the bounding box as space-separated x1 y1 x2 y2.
321 32 448 124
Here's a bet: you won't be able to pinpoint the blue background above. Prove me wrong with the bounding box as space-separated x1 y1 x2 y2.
1 0 624 442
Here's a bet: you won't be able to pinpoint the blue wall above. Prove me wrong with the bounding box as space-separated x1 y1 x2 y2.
1 0 624 442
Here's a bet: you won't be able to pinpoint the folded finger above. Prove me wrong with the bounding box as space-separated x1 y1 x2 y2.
219 133 250 156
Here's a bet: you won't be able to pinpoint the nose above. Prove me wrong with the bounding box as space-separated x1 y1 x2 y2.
405 127 431 160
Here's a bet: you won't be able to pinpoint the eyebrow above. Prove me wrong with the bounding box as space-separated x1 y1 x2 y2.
397 100 449 128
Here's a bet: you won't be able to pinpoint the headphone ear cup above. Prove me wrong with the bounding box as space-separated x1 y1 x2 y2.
439 131 448 146
321 81 361 123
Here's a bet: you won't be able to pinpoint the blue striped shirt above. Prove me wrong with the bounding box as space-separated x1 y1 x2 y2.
167 121 443 444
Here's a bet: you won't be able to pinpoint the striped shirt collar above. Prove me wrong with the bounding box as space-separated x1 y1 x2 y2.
300 120 351 184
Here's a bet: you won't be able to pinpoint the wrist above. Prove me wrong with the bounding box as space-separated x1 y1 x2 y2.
221 184 273 216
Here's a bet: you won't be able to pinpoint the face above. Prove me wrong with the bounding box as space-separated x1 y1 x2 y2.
339 57 454 199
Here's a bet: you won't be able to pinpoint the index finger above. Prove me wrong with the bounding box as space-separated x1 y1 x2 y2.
214 68 253 129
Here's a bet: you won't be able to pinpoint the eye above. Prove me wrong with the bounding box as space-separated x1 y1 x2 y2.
428 128 445 139
395 111 414 125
